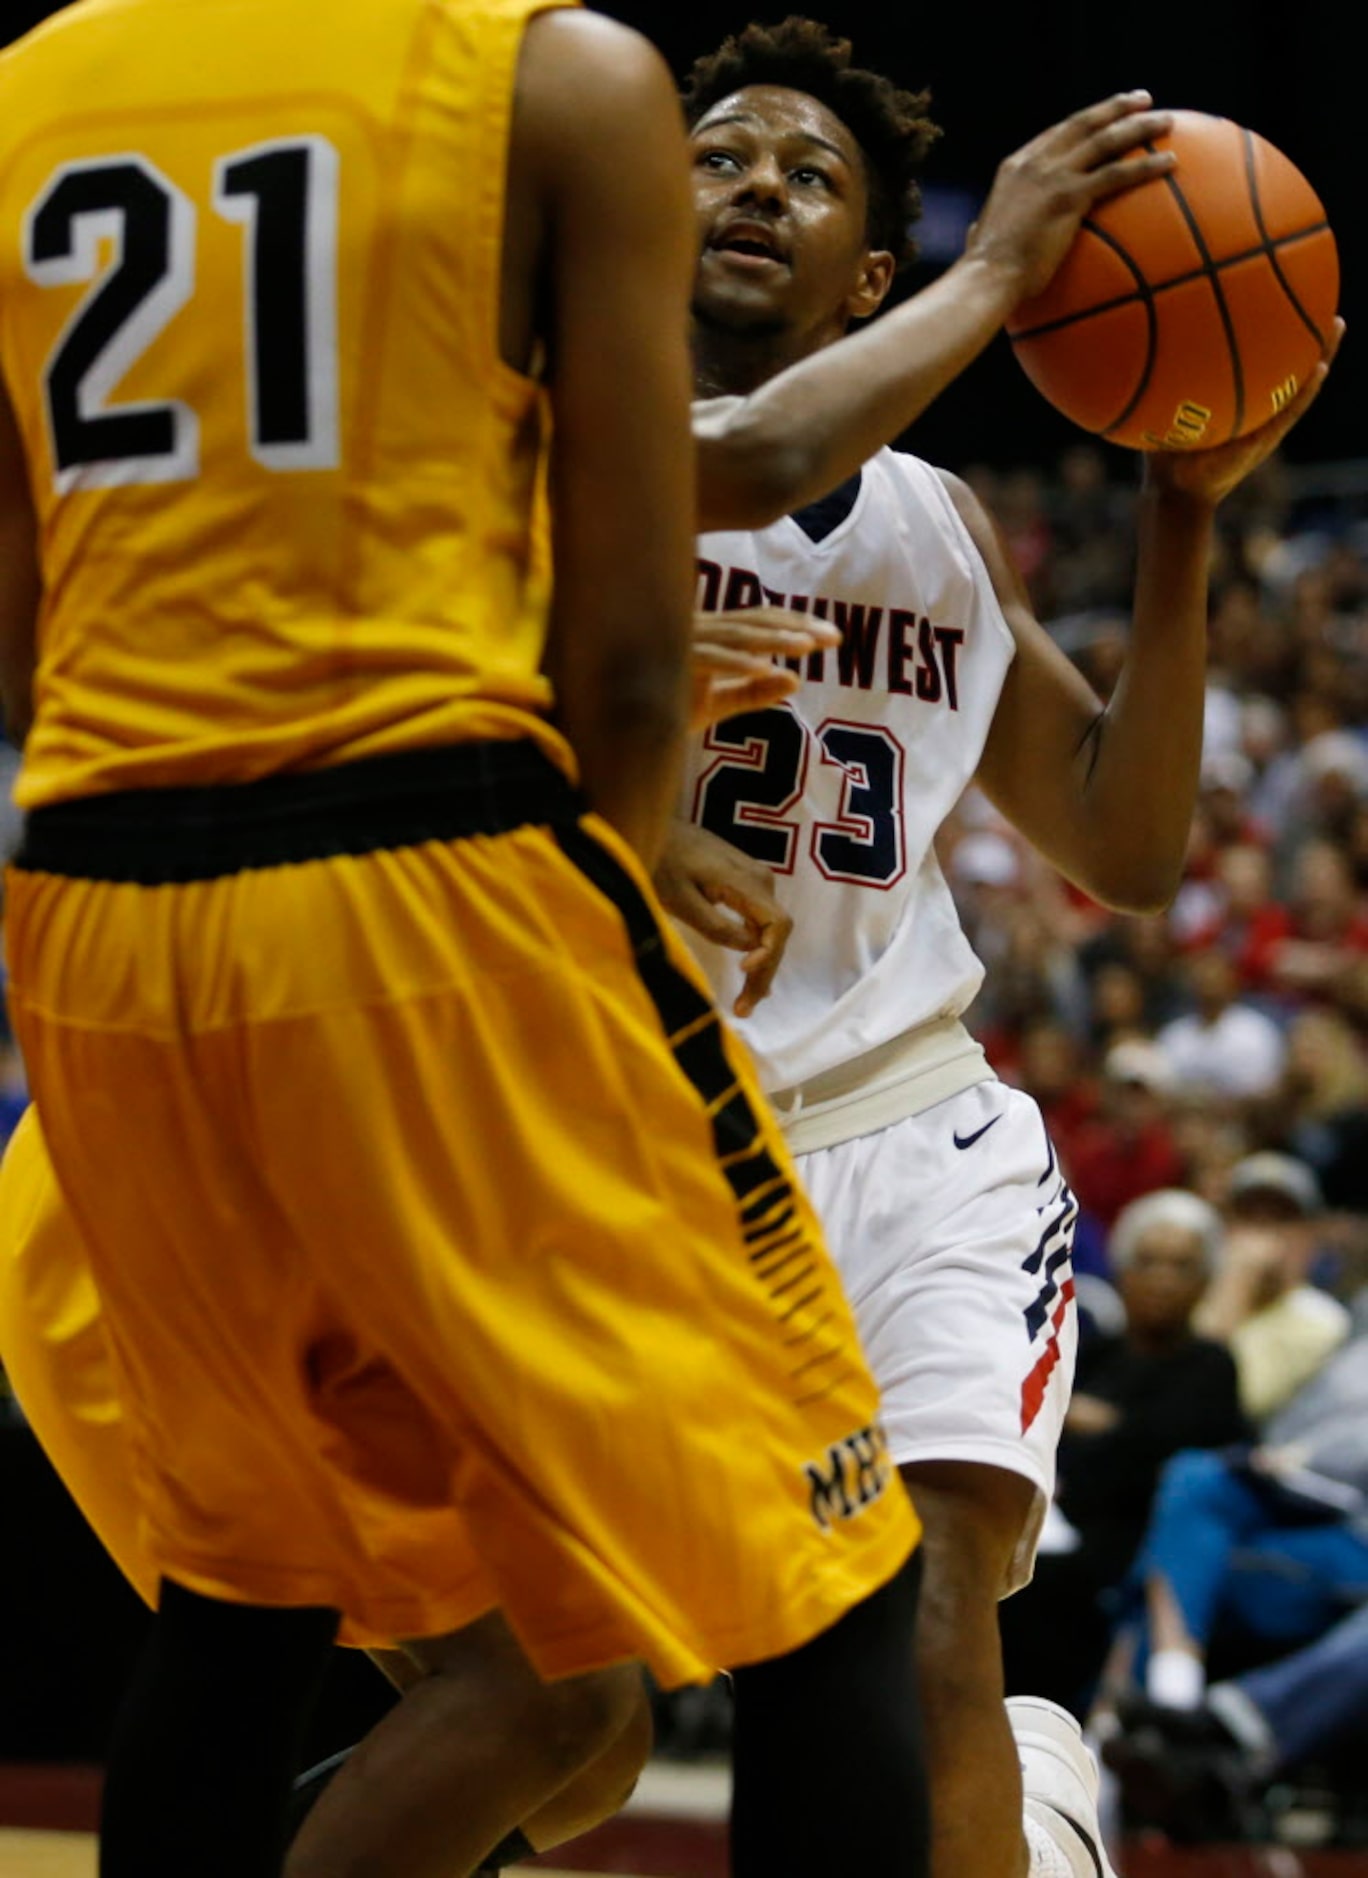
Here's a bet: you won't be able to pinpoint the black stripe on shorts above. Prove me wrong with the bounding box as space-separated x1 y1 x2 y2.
552 822 796 1215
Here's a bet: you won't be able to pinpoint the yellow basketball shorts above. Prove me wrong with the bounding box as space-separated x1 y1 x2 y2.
5 744 916 1684
0 1106 158 1608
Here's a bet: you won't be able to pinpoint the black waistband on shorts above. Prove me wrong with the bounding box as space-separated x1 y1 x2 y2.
14 739 586 885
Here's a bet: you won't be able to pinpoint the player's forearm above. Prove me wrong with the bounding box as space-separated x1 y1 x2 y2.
695 254 1020 532
1071 482 1215 911
552 635 691 868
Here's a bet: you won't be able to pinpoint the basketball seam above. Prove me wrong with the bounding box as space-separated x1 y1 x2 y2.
1063 220 1157 439
1241 126 1326 347
1007 222 1330 343
1155 156 1245 440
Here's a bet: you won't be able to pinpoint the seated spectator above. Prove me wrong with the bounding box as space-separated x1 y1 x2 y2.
1283 729 1368 852
1257 838 1368 1016
1109 1282 1368 1727
1011 1019 1099 1184
1157 949 1287 1102
1194 1152 1351 1423
1167 1102 1252 1210
1102 1597 1368 1843
1000 1189 1245 1716
1178 844 1290 997
1199 751 1266 854
1086 961 1149 1060
1067 1040 1185 1231
1079 913 1187 1036
1271 1007 1368 1213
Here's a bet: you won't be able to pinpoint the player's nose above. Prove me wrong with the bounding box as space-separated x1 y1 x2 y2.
733 151 787 208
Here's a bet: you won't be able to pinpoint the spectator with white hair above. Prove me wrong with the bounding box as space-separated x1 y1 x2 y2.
1000 1189 1246 1716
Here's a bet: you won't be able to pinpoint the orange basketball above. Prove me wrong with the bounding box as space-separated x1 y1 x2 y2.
1006 111 1338 451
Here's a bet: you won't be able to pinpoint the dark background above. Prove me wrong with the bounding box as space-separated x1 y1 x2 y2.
606 0 1361 473
3 0 1361 471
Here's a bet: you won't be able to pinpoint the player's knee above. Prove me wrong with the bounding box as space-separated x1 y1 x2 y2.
566 1675 653 1816
522 1662 643 1787
902 1461 1032 1590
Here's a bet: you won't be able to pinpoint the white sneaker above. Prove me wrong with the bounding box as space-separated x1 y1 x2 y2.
1008 1695 1120 1878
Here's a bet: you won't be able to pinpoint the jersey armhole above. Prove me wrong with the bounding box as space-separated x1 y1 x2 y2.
894 451 1018 662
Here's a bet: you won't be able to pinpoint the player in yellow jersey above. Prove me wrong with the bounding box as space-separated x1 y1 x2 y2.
0 1 933 1874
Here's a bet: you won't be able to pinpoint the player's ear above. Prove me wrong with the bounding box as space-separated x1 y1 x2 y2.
847 248 895 321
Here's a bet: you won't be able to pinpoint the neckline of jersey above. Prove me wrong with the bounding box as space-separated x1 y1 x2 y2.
782 463 871 552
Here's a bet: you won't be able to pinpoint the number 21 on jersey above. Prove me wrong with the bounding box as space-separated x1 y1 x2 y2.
22 136 339 492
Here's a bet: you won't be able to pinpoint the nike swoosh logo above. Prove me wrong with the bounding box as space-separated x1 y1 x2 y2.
953 1114 1003 1150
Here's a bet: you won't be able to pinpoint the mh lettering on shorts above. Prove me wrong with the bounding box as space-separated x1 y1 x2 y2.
697 559 964 708
804 1421 893 1532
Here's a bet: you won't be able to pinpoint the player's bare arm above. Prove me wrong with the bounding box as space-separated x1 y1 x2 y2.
520 12 698 867
969 323 1341 912
693 92 1177 533
0 370 39 744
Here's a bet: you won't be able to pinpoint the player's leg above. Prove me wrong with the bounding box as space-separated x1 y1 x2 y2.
900 1459 1036 1878
900 1458 1116 1878
100 1582 339 1878
9 803 925 1876
235 815 927 1873
795 1081 1098 1878
287 1613 646 1878
289 1650 652 1871
730 1549 928 1873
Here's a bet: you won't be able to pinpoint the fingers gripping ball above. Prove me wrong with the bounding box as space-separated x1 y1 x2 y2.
1006 111 1338 450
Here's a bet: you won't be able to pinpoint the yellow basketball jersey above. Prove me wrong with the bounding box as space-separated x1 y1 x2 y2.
0 0 574 806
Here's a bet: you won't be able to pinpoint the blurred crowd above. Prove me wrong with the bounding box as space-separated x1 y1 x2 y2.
944 442 1368 1254
1 440 1366 1847
948 441 1368 1850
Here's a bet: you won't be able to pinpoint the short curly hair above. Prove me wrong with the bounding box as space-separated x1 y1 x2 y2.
681 17 940 272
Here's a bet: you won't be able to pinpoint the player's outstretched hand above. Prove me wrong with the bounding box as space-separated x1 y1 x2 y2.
690 607 840 729
653 820 792 1017
1143 318 1344 507
968 91 1176 303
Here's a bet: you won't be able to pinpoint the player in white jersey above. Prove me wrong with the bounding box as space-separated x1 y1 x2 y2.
656 19 1338 1878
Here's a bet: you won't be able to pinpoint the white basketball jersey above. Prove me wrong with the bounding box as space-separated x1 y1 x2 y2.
681 447 1015 1095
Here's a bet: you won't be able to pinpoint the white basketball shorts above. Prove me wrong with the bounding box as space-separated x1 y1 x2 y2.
794 1078 1078 1594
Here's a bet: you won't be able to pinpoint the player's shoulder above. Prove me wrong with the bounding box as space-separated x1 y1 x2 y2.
516 8 678 120
878 445 958 504
878 448 983 540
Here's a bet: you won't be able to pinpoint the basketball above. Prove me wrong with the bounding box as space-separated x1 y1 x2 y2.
1006 110 1339 451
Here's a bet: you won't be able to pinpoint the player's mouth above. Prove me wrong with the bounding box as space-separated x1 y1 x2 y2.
705 218 789 272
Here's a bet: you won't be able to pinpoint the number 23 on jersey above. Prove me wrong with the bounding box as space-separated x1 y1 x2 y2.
22 135 339 492
694 707 907 890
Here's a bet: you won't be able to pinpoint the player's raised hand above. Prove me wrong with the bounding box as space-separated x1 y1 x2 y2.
653 820 793 1016
690 607 840 729
1144 318 1344 507
967 91 1176 302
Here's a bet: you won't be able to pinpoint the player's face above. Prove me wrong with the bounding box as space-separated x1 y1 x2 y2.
690 85 889 343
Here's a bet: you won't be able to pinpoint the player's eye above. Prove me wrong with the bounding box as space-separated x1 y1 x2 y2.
791 166 832 190
698 149 741 173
